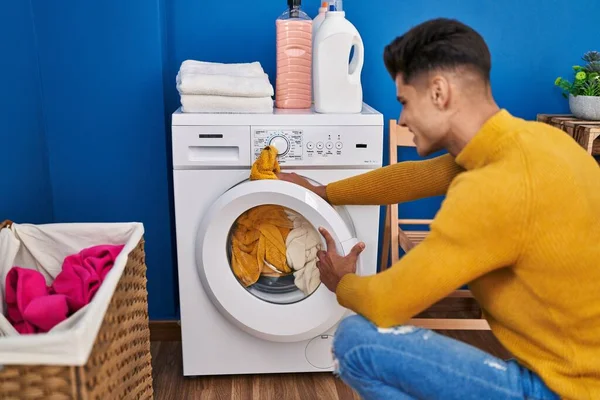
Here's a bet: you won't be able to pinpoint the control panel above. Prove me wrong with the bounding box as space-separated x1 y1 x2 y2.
253 129 303 161
251 125 382 167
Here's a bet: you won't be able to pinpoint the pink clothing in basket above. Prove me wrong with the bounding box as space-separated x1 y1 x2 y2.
5 244 124 334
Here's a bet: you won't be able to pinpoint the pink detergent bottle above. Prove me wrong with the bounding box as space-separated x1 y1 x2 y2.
275 0 312 109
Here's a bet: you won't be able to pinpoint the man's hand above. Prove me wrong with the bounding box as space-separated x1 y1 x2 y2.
316 227 365 293
277 172 328 201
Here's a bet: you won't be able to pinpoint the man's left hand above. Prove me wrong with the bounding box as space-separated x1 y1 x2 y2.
316 227 365 293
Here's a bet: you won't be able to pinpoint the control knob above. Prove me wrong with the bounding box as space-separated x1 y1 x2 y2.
269 135 289 155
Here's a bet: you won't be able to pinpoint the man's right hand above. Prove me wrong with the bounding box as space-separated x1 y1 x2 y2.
276 172 329 202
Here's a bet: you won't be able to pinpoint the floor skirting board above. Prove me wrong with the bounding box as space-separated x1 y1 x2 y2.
149 296 484 342
150 320 181 341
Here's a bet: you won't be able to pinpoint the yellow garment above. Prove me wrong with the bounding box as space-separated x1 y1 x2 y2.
250 145 280 180
231 205 294 287
231 145 291 285
329 110 600 400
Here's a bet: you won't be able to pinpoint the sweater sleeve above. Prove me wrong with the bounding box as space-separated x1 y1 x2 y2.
325 153 463 205
335 170 527 328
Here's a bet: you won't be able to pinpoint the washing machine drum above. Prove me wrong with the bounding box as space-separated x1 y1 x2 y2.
195 179 360 343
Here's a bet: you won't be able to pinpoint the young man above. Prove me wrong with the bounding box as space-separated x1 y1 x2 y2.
278 18 600 400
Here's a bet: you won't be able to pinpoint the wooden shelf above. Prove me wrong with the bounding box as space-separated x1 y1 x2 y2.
537 114 600 159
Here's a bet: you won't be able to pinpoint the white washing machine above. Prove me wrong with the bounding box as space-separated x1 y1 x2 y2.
171 104 383 376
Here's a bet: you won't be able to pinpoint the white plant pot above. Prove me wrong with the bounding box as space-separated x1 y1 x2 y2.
569 94 600 120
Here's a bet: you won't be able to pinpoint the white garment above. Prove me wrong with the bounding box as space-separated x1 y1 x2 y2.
180 94 273 114
285 211 322 295
176 72 274 97
179 60 265 77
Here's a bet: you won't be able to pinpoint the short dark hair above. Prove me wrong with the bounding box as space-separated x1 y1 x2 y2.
383 18 491 84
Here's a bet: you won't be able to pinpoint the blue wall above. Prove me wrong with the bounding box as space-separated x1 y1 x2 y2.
0 1 53 224
27 0 176 319
1 0 598 319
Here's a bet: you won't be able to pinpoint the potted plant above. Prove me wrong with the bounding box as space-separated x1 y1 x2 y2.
555 50 600 120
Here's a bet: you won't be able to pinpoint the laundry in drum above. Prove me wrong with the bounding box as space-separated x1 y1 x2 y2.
230 204 294 287
285 209 323 296
229 206 323 296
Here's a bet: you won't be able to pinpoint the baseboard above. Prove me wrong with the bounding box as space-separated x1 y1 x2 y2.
148 296 481 341
150 320 182 341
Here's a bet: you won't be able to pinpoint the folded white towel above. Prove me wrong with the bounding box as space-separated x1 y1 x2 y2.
179 60 265 77
176 59 273 97
180 95 273 113
176 72 274 97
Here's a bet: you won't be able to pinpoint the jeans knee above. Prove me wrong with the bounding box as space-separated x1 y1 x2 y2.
338 314 372 332
333 315 374 359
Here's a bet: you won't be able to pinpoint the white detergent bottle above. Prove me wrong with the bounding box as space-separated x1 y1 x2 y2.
313 0 364 113
312 2 328 40
311 2 328 102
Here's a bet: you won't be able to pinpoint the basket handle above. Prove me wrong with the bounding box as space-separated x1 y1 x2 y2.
0 220 13 230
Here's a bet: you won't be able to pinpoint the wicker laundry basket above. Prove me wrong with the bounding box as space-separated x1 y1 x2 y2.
0 220 154 400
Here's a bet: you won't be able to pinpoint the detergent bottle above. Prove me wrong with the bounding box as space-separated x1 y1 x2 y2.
311 2 328 103
275 0 312 109
313 0 364 113
312 2 328 45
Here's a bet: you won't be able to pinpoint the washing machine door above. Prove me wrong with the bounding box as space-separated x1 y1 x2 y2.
196 179 359 343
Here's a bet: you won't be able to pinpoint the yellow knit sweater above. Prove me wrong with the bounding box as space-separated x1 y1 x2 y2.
328 110 600 400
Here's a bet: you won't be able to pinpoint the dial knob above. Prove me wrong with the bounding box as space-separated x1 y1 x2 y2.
269 136 289 155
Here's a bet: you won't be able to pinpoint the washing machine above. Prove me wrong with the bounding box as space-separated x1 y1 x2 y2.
171 104 383 376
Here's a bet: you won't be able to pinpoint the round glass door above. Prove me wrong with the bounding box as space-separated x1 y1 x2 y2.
196 180 359 343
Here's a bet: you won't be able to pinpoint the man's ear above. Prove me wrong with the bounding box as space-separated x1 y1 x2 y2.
429 74 451 110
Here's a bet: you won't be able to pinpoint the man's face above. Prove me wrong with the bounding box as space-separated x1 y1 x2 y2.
395 74 450 157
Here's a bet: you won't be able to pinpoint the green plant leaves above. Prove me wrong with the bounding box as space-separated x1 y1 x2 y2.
581 80 600 96
555 51 600 97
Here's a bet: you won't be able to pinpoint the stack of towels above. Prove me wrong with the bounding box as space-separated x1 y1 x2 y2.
176 60 274 113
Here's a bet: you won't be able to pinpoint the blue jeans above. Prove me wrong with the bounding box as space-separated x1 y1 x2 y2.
332 315 559 400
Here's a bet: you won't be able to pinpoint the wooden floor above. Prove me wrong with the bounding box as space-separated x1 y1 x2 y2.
151 331 511 400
